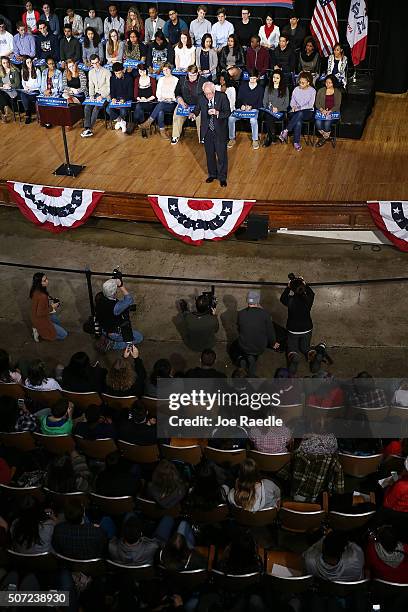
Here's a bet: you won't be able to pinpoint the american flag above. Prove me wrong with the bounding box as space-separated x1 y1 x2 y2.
310 0 339 58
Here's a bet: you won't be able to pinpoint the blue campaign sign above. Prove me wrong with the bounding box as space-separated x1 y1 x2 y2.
315 110 340 120
260 108 284 119
109 100 132 108
34 59 46 67
37 97 68 107
83 98 107 107
172 70 187 76
232 109 258 119
123 59 142 68
176 104 195 116
78 63 91 72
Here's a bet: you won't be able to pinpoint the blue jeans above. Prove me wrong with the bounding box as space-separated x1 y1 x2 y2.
150 101 176 129
133 101 155 124
106 329 143 350
50 313 67 340
315 118 334 134
108 106 128 121
228 111 259 141
287 109 314 144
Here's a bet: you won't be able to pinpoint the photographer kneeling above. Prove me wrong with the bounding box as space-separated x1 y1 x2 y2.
95 277 143 351
180 292 219 352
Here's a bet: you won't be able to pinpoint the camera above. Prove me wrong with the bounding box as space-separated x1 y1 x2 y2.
288 273 296 282
200 287 217 311
112 267 136 312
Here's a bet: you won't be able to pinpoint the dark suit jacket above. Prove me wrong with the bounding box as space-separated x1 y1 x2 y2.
194 90 230 141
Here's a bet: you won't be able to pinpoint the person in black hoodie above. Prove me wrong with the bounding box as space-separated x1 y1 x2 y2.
62 352 106 393
107 61 133 132
35 20 59 62
282 15 306 53
280 275 314 360
146 30 174 71
272 34 296 82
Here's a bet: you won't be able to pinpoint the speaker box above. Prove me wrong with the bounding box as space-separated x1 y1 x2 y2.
235 214 269 240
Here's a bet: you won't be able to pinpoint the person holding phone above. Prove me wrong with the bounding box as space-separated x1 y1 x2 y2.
30 272 67 342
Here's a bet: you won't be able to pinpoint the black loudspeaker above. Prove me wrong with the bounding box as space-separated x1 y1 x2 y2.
236 214 269 240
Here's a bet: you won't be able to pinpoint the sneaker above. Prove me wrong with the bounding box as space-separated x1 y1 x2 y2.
32 327 39 343
120 120 127 133
279 129 288 143
25 116 32 125
80 129 93 138
252 140 260 150
114 120 122 130
227 139 236 148
294 142 302 151
171 137 179 145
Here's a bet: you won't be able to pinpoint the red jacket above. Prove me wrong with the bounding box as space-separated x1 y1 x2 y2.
22 10 41 33
383 475 408 512
246 46 270 76
366 539 408 583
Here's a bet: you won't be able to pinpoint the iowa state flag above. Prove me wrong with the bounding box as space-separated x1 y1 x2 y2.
347 0 368 66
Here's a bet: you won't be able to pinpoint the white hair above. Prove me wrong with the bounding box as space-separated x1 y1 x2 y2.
202 81 215 93
103 279 118 299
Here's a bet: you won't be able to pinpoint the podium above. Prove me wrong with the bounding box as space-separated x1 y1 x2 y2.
37 102 85 177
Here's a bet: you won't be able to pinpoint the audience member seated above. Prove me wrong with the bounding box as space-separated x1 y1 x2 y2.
25 358 61 391
104 3 125 41
0 348 22 383
82 27 104 66
245 35 270 77
143 6 165 44
279 71 316 152
196 33 218 80
215 71 236 112
163 9 188 46
40 399 73 435
171 65 204 144
123 29 146 64
62 58 87 103
10 497 56 554
219 34 245 74
59 24 81 68
382 457 408 518
84 8 103 37
248 405 293 452
109 514 166 565
95 450 140 497
46 450 91 492
307 375 345 407
304 530 365 580
139 63 178 140
189 5 212 49
74 405 116 440
272 34 296 82
228 68 263 150
35 21 59 63
0 396 38 433
0 20 13 57
183 459 226 512
146 31 174 73
105 28 124 65
13 21 35 61
107 61 133 133
105 345 146 398
258 14 280 51
174 31 195 72
80 54 110 139
298 36 320 83
217 527 263 574
273 367 302 404
144 358 172 397
315 75 342 147
393 380 408 406
40 3 60 38
282 14 306 53
211 7 234 52
223 457 281 511
147 459 188 508
327 43 348 89
131 63 157 135
226 65 243 90
124 6 144 40
116 400 157 445
234 8 259 48
366 525 408 582
63 8 83 39
262 69 289 147
52 501 108 560
160 526 206 570
0 56 19 122
349 371 388 407
62 351 106 393
40 56 63 98
186 348 226 378
22 1 40 34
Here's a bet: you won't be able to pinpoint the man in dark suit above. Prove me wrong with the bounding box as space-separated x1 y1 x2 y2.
190 81 230 187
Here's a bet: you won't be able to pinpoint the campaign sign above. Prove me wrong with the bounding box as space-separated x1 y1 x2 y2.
232 109 258 119
176 104 195 116
37 96 67 107
172 70 187 76
78 63 91 72
83 97 107 106
124 59 142 68
315 110 340 120
34 59 46 67
260 108 284 119
108 100 132 108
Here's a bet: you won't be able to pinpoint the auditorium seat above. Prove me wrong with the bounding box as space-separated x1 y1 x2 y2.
160 443 202 465
338 452 383 478
212 569 261 591
279 500 326 534
33 432 75 455
0 382 25 399
204 447 246 466
101 393 138 411
74 436 117 460
7 550 58 572
24 388 62 407
62 390 102 409
53 551 105 576
190 504 229 526
117 440 160 463
89 492 134 515
230 505 278 528
0 431 36 452
106 559 155 580
247 450 292 473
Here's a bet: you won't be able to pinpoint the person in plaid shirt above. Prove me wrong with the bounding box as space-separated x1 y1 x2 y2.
348 371 388 408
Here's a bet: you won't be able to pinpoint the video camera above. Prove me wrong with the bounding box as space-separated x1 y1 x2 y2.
200 286 217 311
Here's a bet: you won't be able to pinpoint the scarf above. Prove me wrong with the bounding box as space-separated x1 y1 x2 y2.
264 24 275 39
375 542 405 568
300 47 318 63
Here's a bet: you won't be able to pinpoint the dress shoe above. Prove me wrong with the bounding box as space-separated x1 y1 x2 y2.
206 177 215 183
220 180 227 187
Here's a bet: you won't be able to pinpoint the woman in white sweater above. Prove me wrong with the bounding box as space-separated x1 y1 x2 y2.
139 63 178 140
259 14 280 50
174 31 196 71
20 56 41 124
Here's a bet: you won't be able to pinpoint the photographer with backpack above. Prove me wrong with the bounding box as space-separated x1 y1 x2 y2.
280 274 315 367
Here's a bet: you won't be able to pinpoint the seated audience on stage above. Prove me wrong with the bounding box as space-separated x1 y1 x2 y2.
189 5 212 49
139 63 178 140
259 14 280 51
22 1 40 34
107 61 133 133
95 450 140 497
40 3 60 38
0 21 13 58
124 5 144 40
224 457 281 511
245 35 270 77
63 8 83 39
74 404 116 440
228 68 263 150
314 75 342 147
304 530 365 580
144 358 172 397
123 29 146 64
279 71 316 151
35 21 59 63
105 28 124 65
62 59 88 103
82 27 104 66
10 497 56 554
116 400 157 445
211 7 234 52
327 42 348 88
84 7 103 37
146 30 174 72
272 34 296 82
40 56 62 97
215 71 236 111
131 63 157 135
0 56 20 120
62 351 106 393
171 65 204 144
366 525 408 582
219 34 245 74
144 6 165 44
59 24 81 68
226 64 243 90
0 349 22 384
81 54 111 138
147 459 188 508
174 31 195 72
105 345 146 398
46 450 91 492
195 33 218 80
13 21 35 60
104 3 125 41
298 36 320 83
163 8 188 46
262 69 289 146
282 14 306 53
234 7 259 48
349 371 388 407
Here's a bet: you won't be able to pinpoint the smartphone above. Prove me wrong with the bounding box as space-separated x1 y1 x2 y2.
17 398 25 409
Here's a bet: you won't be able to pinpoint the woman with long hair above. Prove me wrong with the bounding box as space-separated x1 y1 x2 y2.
11 497 56 554
144 358 172 397
82 27 104 65
131 63 157 136
279 71 315 151
62 58 88 104
327 43 348 88
0 56 21 122
259 14 280 50
20 55 40 124
226 457 280 512
147 459 188 508
0 349 22 384
29 272 67 342
196 33 218 80
62 351 106 393
314 74 342 147
298 36 320 82
184 459 225 511
174 30 195 72
125 5 144 40
139 63 178 141
146 31 175 73
124 29 147 64
105 345 146 397
215 71 236 111
219 34 245 73
262 69 289 146
106 28 124 65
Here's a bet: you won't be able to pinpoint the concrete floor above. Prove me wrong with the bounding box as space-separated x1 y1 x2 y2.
0 207 406 378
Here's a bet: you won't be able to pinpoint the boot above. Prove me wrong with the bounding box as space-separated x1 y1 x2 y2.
0 110 8 124
141 128 147 138
159 127 170 141
25 113 32 125
139 116 154 130
263 133 273 147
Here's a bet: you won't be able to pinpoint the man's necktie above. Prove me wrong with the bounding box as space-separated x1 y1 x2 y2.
209 100 215 131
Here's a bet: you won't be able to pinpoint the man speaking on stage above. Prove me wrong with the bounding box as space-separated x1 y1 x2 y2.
190 81 230 188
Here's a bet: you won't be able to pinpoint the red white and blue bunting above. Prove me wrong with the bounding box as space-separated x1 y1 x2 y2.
367 201 408 252
7 182 104 233
148 195 255 245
